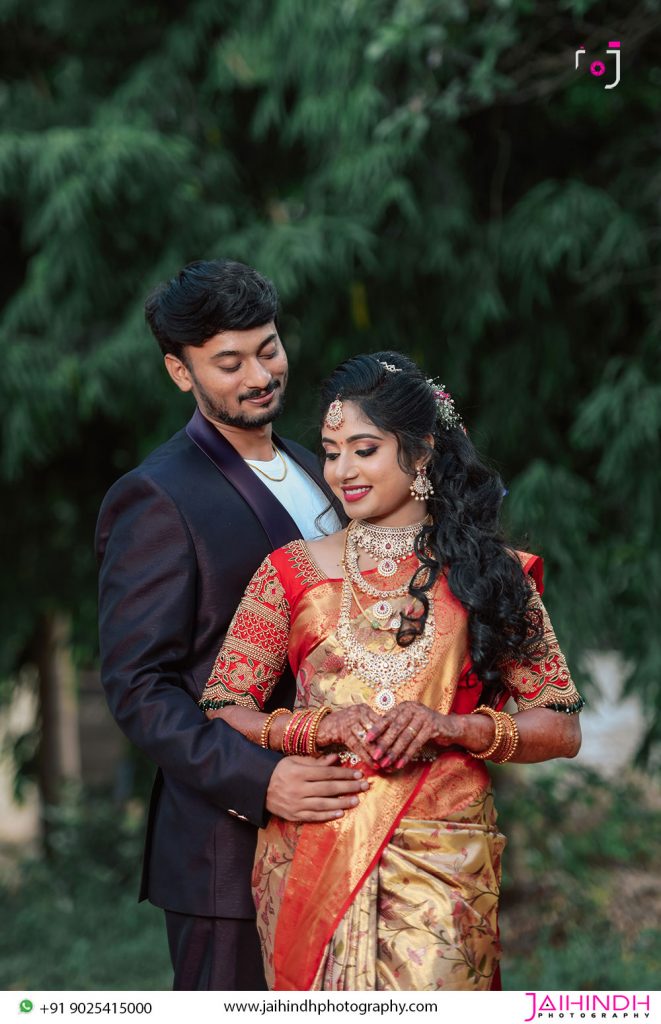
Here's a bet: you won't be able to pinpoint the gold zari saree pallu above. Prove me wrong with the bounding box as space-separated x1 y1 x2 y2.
206 542 581 990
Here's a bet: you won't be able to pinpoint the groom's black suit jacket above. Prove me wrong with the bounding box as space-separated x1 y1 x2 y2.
95 410 337 918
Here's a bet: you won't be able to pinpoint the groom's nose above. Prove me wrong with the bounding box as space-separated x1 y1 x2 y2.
243 360 273 391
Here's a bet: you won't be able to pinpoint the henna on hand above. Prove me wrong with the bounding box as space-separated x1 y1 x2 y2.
316 704 382 767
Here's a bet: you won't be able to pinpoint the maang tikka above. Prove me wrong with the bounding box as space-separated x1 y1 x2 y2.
325 395 344 430
410 465 434 501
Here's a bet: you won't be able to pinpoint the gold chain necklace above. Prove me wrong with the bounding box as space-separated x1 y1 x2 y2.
346 574 402 635
245 444 288 482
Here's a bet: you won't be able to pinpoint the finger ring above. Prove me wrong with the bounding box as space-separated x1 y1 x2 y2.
405 725 417 736
354 728 367 741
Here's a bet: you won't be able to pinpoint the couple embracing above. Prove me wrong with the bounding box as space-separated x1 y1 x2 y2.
96 258 582 992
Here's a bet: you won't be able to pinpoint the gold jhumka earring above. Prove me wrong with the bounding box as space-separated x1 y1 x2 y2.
410 465 434 501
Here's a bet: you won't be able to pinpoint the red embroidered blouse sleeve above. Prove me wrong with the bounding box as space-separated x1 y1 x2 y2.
501 578 583 712
202 554 291 711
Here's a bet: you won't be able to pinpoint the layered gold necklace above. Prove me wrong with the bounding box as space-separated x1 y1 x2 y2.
337 518 434 711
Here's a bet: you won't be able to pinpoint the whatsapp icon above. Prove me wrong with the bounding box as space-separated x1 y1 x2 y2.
19 1000 33 1013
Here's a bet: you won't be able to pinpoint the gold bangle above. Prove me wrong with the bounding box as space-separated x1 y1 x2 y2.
471 705 504 760
492 711 520 764
260 708 290 750
307 706 332 756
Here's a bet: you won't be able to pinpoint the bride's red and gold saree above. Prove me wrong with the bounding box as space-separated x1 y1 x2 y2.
206 541 580 990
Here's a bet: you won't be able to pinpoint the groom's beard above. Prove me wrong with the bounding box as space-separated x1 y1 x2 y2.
192 372 288 430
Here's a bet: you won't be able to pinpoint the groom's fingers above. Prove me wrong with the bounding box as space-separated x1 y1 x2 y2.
265 755 368 820
295 754 369 782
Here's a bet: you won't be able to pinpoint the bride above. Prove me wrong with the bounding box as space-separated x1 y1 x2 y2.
199 351 583 991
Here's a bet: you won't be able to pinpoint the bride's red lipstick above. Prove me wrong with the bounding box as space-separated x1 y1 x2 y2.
342 486 372 503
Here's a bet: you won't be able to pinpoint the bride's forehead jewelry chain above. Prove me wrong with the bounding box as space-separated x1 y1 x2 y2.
324 395 344 430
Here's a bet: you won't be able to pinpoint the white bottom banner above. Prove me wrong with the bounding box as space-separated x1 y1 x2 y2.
0 990 657 1024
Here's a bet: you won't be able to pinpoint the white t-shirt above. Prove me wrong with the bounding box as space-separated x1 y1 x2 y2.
244 447 341 540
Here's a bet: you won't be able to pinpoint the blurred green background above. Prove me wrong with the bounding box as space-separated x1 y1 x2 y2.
1 0 659 991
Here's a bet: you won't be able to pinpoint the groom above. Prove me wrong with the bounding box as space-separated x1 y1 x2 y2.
96 259 365 990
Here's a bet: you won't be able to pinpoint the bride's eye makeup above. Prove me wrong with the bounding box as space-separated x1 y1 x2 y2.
322 445 379 460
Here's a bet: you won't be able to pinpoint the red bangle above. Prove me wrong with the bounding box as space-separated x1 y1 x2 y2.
290 711 309 754
281 713 299 754
297 713 314 754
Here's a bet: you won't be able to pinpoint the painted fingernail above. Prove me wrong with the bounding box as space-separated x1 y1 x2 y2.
360 781 369 790
350 796 359 806
380 756 391 768
373 748 383 759
334 810 344 817
353 771 363 779
395 757 406 769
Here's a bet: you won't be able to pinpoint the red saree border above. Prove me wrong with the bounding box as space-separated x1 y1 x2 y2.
272 762 433 990
272 753 490 990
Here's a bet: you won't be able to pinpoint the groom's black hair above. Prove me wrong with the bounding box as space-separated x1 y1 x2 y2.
145 259 279 361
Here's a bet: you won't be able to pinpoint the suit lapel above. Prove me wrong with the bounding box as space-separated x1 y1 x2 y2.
186 408 301 549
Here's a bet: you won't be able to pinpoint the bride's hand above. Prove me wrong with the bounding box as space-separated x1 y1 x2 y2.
366 701 461 770
316 704 383 768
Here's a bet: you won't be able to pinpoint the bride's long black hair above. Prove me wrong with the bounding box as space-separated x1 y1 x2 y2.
320 351 544 694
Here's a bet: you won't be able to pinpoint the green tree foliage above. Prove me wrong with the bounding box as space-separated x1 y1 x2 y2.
1 0 659 755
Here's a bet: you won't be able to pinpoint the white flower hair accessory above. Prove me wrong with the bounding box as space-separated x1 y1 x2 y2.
426 378 464 431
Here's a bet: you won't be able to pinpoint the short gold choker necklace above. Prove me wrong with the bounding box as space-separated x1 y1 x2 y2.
352 516 431 578
245 445 288 482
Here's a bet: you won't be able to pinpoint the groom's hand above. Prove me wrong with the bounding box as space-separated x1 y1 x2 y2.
265 753 369 822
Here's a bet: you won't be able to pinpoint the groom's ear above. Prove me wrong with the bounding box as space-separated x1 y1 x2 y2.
164 353 194 393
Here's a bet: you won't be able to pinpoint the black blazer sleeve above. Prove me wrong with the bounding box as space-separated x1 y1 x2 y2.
96 472 280 827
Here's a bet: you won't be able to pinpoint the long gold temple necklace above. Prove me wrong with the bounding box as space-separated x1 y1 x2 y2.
337 521 434 711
